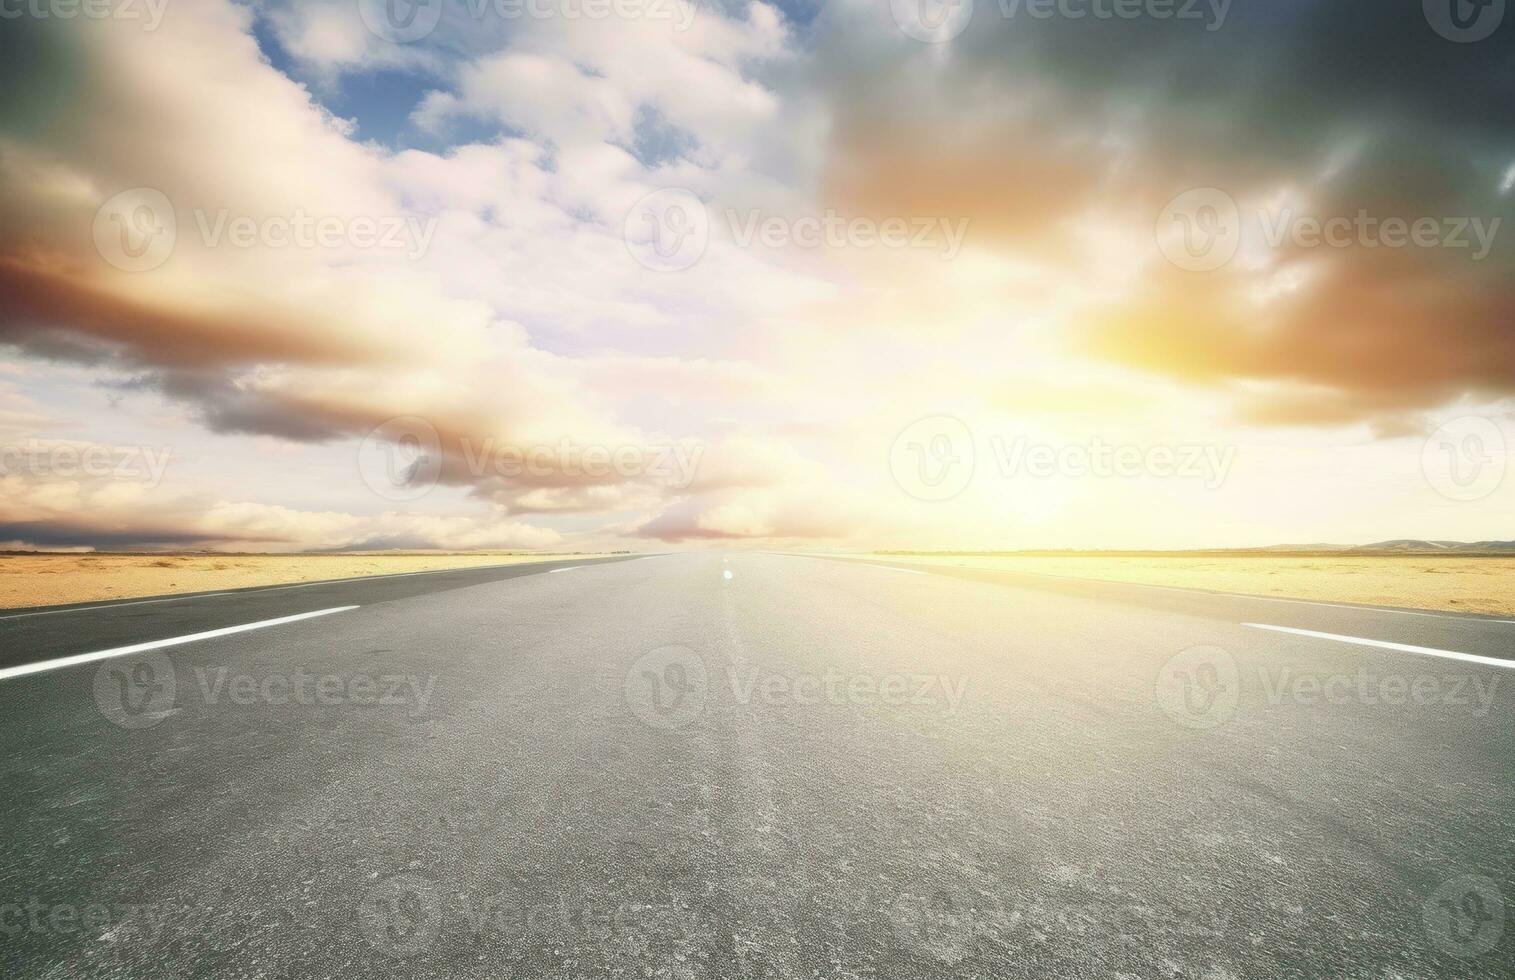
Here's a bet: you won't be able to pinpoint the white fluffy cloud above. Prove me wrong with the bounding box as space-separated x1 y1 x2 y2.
0 0 839 550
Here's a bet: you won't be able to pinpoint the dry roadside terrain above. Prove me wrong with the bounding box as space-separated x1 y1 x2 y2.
9 551 1512 616
871 554 1515 616
0 553 625 609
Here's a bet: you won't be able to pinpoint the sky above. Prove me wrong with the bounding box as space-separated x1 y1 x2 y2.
0 0 1512 553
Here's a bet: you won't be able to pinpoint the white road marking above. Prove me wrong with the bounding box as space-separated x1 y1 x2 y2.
1243 623 1515 670
549 567 576 573
0 606 360 683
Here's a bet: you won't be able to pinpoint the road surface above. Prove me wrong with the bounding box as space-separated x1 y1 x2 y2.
1 552 1512 978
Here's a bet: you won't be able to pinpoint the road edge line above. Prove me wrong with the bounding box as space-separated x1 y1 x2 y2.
0 606 360 683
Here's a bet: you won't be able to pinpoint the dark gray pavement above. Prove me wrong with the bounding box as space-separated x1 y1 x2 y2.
2 552 1512 978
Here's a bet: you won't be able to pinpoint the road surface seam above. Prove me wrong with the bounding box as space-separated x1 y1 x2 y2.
836 558 1515 624
0 558 622 620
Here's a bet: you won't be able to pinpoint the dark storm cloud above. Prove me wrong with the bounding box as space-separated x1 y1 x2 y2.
0 521 262 550
808 0 1515 427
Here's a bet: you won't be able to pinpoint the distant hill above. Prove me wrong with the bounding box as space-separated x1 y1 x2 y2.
875 541 1515 557
1347 540 1515 554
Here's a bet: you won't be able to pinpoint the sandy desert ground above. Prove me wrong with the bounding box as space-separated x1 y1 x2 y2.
873 554 1515 616
0 553 624 609
5 551 1513 616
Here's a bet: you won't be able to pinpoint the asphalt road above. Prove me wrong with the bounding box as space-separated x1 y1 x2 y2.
1 553 1512 978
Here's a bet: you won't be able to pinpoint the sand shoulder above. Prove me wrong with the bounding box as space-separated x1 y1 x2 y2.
0 553 625 610
9 552 1510 617
868 554 1515 617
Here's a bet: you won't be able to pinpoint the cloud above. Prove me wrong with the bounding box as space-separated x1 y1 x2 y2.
0 2 818 550
8 0 1509 553
634 486 868 542
0 0 880 551
633 435 879 541
412 4 787 158
798 0 1515 428
0 446 563 552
